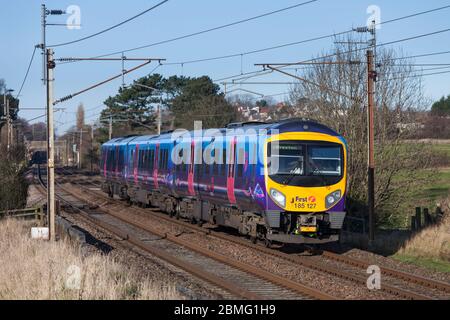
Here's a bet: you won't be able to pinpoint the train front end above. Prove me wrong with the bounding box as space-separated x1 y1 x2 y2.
263 124 347 244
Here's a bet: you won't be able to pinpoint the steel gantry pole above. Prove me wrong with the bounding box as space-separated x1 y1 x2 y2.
367 49 376 243
109 114 113 140
41 4 47 84
6 99 10 152
79 127 83 169
46 49 56 241
157 97 162 135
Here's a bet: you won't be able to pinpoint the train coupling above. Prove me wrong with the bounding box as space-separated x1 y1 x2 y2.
294 214 318 235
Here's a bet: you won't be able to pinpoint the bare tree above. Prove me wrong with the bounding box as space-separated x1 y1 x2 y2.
289 35 435 226
76 103 85 131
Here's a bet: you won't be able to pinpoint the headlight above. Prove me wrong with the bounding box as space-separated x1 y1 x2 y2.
325 190 342 209
270 188 286 208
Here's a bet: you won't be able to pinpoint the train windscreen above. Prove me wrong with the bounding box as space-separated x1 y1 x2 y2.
267 140 343 187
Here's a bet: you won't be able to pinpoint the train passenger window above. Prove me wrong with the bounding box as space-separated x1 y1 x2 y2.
195 164 202 176
166 149 169 170
149 150 154 170
159 149 169 171
164 149 168 170
107 150 110 171
110 150 115 171
143 149 148 172
110 149 114 171
163 149 167 170
138 150 142 169
164 149 167 170
222 148 227 176
119 149 124 172
151 149 155 170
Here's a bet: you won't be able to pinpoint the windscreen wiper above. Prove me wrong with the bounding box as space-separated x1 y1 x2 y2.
282 158 303 185
309 165 328 186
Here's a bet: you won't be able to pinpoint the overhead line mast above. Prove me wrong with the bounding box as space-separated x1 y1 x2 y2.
255 19 379 243
354 20 378 244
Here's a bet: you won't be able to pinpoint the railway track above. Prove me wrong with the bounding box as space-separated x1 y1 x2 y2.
37 166 336 300
55 167 450 300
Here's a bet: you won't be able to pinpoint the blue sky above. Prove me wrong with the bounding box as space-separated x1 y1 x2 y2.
1 0 449 135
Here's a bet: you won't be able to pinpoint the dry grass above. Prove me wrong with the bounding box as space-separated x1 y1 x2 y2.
0 219 182 300
398 199 450 262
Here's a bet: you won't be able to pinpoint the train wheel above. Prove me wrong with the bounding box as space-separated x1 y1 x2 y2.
250 236 257 244
264 238 272 248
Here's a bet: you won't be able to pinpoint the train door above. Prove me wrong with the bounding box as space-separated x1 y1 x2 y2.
103 147 108 178
188 140 195 196
133 144 139 185
115 145 119 179
153 144 159 189
227 136 237 204
233 137 247 205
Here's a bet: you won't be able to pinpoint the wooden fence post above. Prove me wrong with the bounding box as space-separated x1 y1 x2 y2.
415 207 422 230
410 215 416 232
423 208 431 226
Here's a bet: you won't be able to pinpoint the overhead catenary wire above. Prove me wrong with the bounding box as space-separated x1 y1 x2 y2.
221 51 450 85
15 46 37 99
379 69 450 82
84 1 318 57
257 27 450 70
215 50 450 85
57 2 450 75
161 4 450 66
386 65 450 75
388 50 450 61
54 60 153 105
47 0 169 48
51 4 450 134
190 6 450 85
57 1 319 66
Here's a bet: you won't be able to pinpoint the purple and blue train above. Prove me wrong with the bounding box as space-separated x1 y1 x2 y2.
101 119 348 245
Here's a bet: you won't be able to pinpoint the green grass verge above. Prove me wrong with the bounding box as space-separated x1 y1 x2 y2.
431 143 450 158
393 254 450 273
385 167 450 228
416 168 450 203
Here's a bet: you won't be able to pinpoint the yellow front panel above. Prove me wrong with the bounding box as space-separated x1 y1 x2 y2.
265 132 347 212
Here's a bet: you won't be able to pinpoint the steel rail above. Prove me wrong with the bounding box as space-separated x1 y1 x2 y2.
56 182 335 300
36 169 261 300
60 168 448 299
321 251 450 294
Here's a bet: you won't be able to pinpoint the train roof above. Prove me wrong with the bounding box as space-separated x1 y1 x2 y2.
102 118 342 146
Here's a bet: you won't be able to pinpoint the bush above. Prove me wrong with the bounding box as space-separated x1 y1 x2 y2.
0 144 29 211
